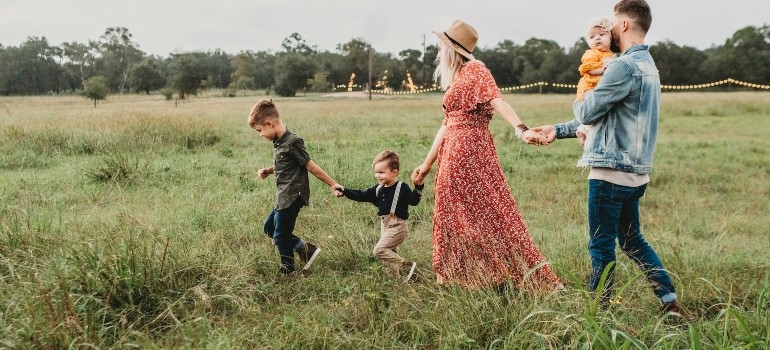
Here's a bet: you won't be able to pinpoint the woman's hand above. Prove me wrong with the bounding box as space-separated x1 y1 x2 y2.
522 129 549 145
411 163 432 185
531 125 557 143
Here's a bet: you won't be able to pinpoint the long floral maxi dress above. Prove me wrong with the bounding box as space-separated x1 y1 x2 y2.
432 60 560 290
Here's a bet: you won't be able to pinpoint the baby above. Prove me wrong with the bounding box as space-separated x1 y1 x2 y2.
576 17 616 148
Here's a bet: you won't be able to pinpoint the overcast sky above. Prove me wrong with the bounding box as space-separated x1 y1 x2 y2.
1 0 767 57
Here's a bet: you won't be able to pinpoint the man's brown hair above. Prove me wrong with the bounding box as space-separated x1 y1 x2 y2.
614 0 652 34
372 150 400 171
248 99 280 127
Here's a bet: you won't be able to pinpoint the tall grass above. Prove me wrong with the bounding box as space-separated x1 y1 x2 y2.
0 92 768 348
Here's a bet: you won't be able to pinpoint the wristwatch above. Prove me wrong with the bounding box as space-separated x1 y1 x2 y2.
515 124 529 139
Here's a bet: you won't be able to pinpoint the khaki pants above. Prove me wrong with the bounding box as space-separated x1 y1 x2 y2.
374 215 408 277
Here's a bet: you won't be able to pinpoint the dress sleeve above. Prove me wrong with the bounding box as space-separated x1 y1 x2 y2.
468 61 502 105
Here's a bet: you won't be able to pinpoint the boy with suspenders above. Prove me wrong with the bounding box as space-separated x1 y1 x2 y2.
334 151 424 282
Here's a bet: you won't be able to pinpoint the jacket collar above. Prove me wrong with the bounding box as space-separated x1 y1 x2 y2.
621 44 649 56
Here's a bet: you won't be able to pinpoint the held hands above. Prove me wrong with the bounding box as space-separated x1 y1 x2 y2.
411 164 431 185
530 124 585 147
522 129 549 145
331 184 344 197
530 125 557 144
412 173 425 186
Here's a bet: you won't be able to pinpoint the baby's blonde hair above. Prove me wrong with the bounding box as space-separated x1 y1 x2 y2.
585 17 613 41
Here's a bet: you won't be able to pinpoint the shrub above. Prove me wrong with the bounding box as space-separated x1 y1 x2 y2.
160 87 175 100
86 153 149 184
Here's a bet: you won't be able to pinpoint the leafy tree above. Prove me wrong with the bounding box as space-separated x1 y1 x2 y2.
703 25 770 84
398 49 422 70
557 39 588 84
253 51 276 89
533 49 571 88
230 51 258 89
61 41 100 89
314 51 350 90
204 49 233 89
4 25 770 97
273 54 316 96
307 72 330 92
373 52 404 90
168 53 207 99
399 49 424 85
82 75 109 106
423 44 438 86
128 58 166 94
272 33 318 96
160 87 175 100
515 38 565 85
0 37 63 95
476 40 520 87
337 38 371 77
281 33 317 56
650 40 707 85
98 27 144 93
233 76 255 90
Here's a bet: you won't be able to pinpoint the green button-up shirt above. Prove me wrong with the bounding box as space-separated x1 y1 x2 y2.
272 129 311 210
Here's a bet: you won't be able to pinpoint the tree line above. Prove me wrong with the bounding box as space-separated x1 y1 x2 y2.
1 25 769 98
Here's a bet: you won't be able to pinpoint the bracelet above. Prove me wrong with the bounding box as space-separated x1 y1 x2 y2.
514 124 529 139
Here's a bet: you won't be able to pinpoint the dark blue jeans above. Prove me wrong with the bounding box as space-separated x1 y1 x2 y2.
264 198 305 273
588 180 676 303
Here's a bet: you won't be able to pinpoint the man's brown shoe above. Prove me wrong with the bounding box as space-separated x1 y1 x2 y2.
660 300 695 320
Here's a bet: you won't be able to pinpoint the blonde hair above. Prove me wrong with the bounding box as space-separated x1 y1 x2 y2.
433 40 469 91
585 17 613 41
372 150 399 171
248 99 279 127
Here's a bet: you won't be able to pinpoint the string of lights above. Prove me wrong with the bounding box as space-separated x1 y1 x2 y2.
352 77 769 95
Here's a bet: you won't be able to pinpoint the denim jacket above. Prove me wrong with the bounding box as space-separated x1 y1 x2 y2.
556 45 659 174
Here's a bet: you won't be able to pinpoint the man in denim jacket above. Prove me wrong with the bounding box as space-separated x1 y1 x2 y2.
535 0 692 318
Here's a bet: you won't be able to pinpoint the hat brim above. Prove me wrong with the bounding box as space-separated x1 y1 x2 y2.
432 30 475 61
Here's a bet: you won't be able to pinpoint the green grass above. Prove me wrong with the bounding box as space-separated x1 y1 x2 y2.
0 91 768 349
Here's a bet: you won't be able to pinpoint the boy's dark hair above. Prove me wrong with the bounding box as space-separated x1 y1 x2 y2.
248 99 280 127
372 150 399 171
614 0 652 34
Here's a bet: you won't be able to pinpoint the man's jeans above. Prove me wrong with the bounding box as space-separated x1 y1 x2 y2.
588 180 677 303
264 198 305 273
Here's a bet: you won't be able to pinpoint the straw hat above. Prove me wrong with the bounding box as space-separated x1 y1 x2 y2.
432 20 478 60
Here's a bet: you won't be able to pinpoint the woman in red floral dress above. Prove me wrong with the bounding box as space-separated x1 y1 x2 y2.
412 20 561 290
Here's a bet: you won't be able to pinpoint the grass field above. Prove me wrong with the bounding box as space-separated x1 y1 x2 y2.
0 91 768 349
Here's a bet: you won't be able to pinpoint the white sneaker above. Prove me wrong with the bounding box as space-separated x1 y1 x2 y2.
300 243 321 271
404 261 417 282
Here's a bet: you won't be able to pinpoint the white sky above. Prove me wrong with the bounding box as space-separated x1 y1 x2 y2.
1 0 767 57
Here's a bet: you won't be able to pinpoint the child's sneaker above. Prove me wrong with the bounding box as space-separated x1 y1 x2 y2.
298 242 321 271
402 261 417 282
279 264 296 276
